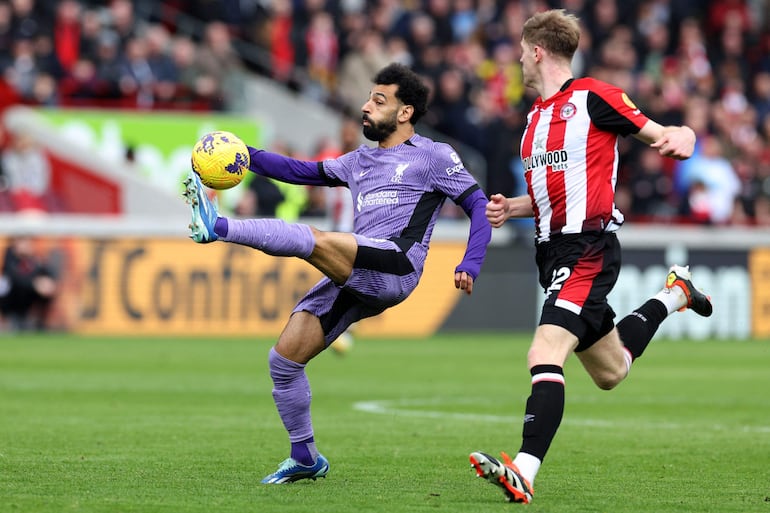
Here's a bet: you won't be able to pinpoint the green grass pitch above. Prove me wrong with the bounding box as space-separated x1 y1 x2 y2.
0 333 768 513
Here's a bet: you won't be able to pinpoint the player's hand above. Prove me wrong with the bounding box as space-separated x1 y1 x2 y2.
455 271 474 295
650 126 695 160
486 193 509 228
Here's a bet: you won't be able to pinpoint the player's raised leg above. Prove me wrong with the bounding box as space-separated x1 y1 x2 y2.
614 263 712 366
578 264 713 389
184 168 316 255
183 169 358 284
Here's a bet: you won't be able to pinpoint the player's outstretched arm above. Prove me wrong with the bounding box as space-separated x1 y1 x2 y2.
637 121 696 160
247 147 328 185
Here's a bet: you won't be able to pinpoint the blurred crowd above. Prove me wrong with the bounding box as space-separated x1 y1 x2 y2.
0 0 247 110
1 0 770 227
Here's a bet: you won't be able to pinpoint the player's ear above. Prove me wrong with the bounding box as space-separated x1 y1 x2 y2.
399 104 414 123
533 45 543 62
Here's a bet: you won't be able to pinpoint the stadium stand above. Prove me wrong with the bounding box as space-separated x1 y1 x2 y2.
0 0 769 227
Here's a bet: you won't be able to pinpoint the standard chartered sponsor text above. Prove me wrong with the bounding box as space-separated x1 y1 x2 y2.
361 191 399 207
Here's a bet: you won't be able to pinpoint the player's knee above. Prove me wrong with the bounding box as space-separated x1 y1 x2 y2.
594 378 618 391
592 369 625 390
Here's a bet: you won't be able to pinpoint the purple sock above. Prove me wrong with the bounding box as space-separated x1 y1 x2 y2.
222 218 315 258
214 217 228 237
291 437 319 467
268 348 316 465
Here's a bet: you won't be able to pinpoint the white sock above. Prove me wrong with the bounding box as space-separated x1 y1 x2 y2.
622 346 633 376
653 287 687 315
513 452 541 485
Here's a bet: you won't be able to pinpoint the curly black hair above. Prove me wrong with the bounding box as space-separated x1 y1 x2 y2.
372 63 429 125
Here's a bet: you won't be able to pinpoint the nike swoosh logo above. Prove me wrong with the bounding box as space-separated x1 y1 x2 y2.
360 169 371 177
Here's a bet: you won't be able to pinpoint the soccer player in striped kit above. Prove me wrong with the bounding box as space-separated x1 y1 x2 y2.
469 9 712 504
183 63 492 484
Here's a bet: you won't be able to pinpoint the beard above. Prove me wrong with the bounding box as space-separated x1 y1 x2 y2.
362 113 398 142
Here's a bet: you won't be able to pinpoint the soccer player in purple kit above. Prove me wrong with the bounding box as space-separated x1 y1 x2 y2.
182 63 492 484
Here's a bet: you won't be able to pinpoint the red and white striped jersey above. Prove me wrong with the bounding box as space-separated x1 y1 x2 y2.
521 77 649 243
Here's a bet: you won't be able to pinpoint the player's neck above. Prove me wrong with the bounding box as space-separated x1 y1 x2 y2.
538 65 573 100
378 125 416 149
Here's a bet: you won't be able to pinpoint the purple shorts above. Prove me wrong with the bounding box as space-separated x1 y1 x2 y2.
293 235 421 345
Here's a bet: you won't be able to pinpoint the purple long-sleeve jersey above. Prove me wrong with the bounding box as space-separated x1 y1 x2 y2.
249 133 491 279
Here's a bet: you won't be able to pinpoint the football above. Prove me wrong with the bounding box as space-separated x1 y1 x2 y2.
191 131 250 190
329 331 354 355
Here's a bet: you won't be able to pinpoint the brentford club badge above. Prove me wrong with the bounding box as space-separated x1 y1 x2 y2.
560 102 577 120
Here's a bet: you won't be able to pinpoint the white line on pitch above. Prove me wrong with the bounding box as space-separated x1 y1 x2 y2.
352 399 770 434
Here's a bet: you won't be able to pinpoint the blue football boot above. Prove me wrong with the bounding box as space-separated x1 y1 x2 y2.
261 455 330 484
182 169 219 243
